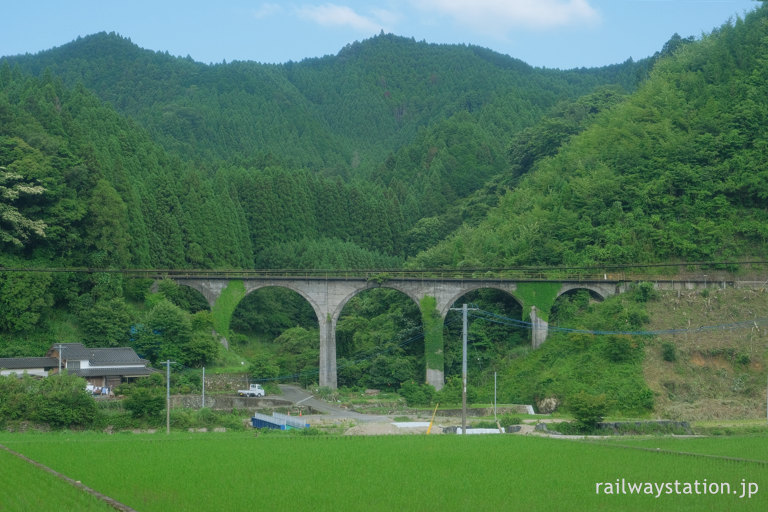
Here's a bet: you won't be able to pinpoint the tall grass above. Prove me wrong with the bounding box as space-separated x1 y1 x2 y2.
1 432 766 511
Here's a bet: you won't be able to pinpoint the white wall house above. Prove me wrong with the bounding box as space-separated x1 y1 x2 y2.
0 357 58 377
45 343 156 390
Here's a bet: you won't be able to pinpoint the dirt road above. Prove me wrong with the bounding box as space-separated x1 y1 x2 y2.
278 384 390 423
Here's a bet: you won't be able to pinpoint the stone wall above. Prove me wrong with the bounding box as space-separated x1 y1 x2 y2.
204 373 251 392
170 395 293 411
596 420 692 435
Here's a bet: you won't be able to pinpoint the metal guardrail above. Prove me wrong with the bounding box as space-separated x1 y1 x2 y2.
272 412 310 429
251 412 309 430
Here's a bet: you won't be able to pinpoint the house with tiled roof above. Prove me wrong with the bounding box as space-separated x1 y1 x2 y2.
0 357 59 377
45 343 157 391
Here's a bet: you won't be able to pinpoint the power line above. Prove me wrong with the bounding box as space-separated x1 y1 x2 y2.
469 308 768 337
253 315 464 383
250 305 768 384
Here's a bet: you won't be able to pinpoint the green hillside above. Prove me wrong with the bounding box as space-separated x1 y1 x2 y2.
2 4 768 420
5 32 647 169
412 7 768 268
0 30 656 270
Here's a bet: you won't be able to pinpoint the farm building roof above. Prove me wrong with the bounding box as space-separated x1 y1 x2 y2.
47 344 150 366
0 357 58 369
68 367 157 377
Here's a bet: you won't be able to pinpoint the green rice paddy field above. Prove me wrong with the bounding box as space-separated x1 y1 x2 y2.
0 432 766 511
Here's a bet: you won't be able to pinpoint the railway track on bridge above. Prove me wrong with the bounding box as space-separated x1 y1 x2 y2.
2 260 768 283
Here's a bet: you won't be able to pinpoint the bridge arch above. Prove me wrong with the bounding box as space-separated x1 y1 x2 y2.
335 287 424 389
330 282 421 325
557 282 619 301
167 275 633 389
158 279 215 310
152 279 212 312
442 288 526 385
242 282 326 329
231 285 319 336
439 284 522 319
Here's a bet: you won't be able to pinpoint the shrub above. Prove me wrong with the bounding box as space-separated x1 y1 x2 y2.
551 421 582 435
1 373 98 429
173 371 201 394
499 413 521 426
316 386 339 401
0 376 28 425
631 282 658 303
567 391 608 431
247 353 280 381
601 335 643 363
171 409 194 428
472 420 500 428
436 376 477 405
399 380 435 406
124 387 165 419
661 341 677 362
197 407 217 427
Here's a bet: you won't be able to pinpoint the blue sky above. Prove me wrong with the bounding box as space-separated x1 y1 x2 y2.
1 1 760 69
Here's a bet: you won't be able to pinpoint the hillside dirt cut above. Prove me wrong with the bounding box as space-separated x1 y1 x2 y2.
644 287 768 421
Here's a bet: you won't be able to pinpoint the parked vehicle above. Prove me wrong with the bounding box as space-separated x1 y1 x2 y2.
238 383 265 397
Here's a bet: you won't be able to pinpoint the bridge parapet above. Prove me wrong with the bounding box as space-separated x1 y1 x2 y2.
164 272 767 390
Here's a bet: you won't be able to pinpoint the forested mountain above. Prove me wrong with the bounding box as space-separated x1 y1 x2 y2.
3 5 768 409
0 31 652 270
412 5 768 268
5 32 647 171
0 69 252 269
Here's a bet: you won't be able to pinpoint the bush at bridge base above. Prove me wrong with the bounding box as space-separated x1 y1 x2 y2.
399 380 435 406
497 289 655 417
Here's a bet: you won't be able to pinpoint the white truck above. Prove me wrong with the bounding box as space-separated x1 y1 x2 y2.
238 383 265 397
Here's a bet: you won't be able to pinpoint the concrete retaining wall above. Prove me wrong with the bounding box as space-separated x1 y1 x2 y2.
170 395 293 410
435 405 533 417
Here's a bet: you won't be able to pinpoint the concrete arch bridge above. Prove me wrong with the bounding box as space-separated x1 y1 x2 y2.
151 270 734 390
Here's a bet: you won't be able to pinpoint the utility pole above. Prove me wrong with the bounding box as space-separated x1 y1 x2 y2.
461 304 468 435
450 303 477 434
494 371 497 423
161 360 177 434
55 344 65 374
202 367 206 409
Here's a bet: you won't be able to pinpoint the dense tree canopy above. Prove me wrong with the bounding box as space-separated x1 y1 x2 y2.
1 4 767 401
411 5 768 268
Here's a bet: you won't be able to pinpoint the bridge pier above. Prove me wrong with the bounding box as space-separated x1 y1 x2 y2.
318 314 336 390
529 306 548 349
169 276 624 390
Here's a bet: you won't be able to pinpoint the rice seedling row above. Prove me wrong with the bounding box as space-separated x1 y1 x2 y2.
1 432 765 511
